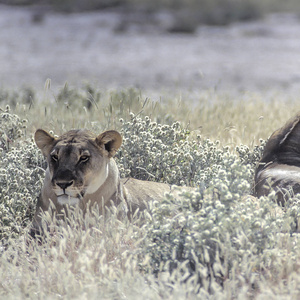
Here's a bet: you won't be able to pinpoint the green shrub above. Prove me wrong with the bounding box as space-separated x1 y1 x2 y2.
0 142 45 239
139 178 300 294
116 115 229 187
0 105 27 151
0 107 45 239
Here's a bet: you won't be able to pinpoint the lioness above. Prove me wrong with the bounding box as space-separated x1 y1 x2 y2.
32 128 191 235
254 113 300 205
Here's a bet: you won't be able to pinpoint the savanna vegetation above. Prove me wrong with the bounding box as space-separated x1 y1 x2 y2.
1 83 300 298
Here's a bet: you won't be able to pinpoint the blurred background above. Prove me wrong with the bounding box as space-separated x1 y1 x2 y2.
1 0 300 95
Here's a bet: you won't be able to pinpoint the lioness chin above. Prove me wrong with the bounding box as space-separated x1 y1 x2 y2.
31 128 192 236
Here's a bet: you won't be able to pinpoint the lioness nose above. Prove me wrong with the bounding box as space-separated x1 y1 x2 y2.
56 181 74 190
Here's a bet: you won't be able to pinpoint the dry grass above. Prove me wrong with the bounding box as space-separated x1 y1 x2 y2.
11 85 300 148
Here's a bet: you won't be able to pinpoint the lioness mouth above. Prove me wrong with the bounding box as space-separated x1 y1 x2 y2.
57 194 81 206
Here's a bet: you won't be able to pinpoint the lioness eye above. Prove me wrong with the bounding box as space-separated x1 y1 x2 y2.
51 154 58 162
80 155 89 162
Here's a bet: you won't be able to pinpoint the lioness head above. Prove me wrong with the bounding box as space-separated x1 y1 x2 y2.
254 113 300 204
35 129 122 206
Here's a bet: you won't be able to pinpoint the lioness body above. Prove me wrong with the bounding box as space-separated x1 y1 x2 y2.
32 128 190 233
254 113 300 204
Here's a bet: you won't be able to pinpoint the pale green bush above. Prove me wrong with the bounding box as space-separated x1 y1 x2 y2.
116 115 229 187
236 139 267 168
0 107 44 239
139 181 300 294
0 105 27 151
0 142 45 239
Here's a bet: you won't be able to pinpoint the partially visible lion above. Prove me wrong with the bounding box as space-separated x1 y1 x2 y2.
32 128 193 235
254 113 300 205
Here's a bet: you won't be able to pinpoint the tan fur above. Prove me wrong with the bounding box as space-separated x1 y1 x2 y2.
254 113 300 205
32 129 193 234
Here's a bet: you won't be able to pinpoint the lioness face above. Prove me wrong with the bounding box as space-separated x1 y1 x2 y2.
48 139 108 205
35 129 122 206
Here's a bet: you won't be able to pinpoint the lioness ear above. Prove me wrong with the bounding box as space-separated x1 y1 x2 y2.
34 129 56 157
95 130 122 158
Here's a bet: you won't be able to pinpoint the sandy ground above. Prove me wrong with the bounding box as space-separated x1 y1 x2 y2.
1 4 300 96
